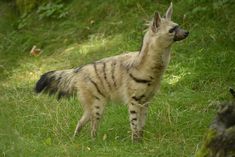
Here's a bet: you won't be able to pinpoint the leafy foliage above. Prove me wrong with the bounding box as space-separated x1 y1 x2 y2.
15 1 68 29
36 2 69 20
15 0 69 16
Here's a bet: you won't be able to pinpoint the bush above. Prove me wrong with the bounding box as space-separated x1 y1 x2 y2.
37 2 68 20
15 0 68 15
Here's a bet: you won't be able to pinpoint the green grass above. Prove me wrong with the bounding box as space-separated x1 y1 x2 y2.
0 0 235 156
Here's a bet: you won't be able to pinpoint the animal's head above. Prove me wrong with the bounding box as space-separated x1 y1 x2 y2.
149 2 189 48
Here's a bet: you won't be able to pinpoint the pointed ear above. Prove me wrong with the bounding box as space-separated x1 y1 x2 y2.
165 2 173 20
152 12 161 32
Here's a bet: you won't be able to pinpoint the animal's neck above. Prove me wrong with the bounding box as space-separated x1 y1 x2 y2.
133 31 171 77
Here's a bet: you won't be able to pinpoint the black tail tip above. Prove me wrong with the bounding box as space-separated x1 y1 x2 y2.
35 71 55 93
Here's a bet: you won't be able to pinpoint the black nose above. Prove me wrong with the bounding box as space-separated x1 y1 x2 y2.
184 31 189 37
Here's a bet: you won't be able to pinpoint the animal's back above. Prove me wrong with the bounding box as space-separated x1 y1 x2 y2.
75 51 139 103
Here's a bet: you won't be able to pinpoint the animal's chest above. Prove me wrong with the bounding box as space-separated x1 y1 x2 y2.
126 79 159 104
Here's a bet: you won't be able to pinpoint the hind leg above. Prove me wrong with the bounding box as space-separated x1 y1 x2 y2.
73 110 91 137
73 90 94 137
90 99 105 138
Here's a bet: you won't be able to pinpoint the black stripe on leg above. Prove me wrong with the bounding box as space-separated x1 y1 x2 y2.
131 118 137 122
129 73 151 84
95 106 100 109
130 110 136 114
96 112 100 116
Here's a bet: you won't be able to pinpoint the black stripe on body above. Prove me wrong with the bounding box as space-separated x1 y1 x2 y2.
74 64 90 73
74 67 82 73
111 61 117 87
93 63 101 82
88 77 105 97
94 96 100 100
102 62 112 89
129 73 151 84
94 62 106 89
151 60 165 73
152 65 164 73
93 63 100 80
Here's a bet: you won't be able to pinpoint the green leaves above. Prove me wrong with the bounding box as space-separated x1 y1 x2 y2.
37 2 69 20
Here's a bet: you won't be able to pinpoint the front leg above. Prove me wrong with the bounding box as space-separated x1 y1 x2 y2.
128 101 148 141
128 102 141 141
139 104 149 136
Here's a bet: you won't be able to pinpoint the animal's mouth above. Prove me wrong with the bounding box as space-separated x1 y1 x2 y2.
173 28 189 41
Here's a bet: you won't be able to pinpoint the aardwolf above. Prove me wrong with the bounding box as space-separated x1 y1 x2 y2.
35 3 189 141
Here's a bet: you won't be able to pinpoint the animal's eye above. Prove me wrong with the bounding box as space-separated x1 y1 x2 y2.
169 26 178 33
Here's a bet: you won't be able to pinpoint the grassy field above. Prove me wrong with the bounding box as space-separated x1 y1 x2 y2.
0 0 235 156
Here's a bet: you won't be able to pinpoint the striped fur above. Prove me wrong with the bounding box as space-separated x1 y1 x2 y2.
35 3 189 141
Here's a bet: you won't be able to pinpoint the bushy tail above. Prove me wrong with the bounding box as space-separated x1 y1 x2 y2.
35 69 77 99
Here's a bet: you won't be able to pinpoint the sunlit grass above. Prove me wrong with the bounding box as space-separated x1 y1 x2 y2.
63 34 123 56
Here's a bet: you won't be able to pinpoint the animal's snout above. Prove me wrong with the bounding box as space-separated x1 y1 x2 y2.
173 28 189 41
184 31 189 37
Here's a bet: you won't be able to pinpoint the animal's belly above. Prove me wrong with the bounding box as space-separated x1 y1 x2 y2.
109 86 129 104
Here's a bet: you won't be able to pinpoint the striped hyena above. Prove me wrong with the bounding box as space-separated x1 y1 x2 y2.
35 3 189 141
